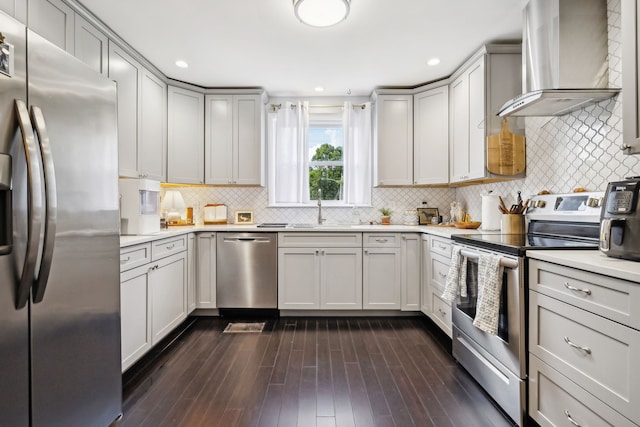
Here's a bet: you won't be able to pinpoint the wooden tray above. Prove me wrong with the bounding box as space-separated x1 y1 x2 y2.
454 221 482 229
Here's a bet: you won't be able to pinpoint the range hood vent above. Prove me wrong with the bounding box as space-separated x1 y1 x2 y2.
499 0 620 117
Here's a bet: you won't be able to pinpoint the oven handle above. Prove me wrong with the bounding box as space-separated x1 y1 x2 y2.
458 249 519 269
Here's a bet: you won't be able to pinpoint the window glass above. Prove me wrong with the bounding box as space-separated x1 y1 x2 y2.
308 118 344 202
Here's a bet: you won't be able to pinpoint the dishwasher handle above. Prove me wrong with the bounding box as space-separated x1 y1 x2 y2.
223 237 272 243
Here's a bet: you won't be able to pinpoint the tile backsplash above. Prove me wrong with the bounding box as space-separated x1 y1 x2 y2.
167 0 638 228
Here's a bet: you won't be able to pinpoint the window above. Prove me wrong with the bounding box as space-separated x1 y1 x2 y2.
308 112 344 202
268 101 371 207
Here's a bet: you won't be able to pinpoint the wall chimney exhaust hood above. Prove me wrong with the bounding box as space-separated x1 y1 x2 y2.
498 0 619 117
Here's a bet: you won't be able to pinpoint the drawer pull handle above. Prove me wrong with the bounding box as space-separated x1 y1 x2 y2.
438 308 446 317
166 243 175 250
563 282 591 295
438 244 447 250
375 238 388 243
438 272 447 278
564 337 591 355
120 256 130 264
564 410 581 427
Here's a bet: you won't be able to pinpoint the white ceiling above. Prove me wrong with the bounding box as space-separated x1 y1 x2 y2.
78 0 527 97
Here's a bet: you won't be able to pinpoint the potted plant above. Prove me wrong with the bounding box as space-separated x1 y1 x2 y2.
379 208 392 225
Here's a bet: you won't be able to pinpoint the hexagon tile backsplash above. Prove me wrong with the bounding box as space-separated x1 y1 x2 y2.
168 0 638 228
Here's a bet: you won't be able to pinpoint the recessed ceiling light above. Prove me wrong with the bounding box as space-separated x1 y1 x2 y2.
175 60 189 69
294 0 350 28
314 86 325 92
427 58 441 66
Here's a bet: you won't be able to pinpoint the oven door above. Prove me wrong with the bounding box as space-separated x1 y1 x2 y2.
451 244 526 378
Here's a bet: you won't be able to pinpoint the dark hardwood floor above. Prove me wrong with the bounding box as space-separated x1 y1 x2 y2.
121 316 516 427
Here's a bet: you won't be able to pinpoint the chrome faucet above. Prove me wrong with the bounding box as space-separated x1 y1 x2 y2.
317 188 325 224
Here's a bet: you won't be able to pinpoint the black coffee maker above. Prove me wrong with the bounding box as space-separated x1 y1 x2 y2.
600 177 640 261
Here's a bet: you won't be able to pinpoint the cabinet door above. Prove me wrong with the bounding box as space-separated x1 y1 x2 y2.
108 41 140 178
150 252 187 345
234 95 263 185
168 86 204 184
278 247 320 309
622 0 640 153
196 233 216 309
414 86 449 185
320 248 362 309
420 236 430 315
0 0 27 23
467 57 486 181
187 233 196 314
204 95 233 184
139 69 166 181
28 0 74 52
120 263 151 371
401 234 420 311
362 247 401 309
74 14 107 75
374 95 413 186
449 73 470 183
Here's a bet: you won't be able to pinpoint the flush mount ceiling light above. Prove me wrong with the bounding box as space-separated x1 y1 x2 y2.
293 0 350 28
175 60 189 68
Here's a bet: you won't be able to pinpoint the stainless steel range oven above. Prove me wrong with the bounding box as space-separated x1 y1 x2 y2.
450 192 604 427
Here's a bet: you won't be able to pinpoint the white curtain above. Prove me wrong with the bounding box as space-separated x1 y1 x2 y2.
343 101 372 206
267 101 309 205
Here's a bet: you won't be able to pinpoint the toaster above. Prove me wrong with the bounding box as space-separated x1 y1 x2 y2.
204 204 228 224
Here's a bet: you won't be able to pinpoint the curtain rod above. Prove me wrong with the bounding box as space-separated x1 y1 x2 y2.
269 103 366 111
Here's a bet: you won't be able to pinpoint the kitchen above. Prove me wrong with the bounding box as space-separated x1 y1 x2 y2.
2 0 640 427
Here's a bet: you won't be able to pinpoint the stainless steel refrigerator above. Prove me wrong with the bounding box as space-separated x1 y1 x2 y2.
1 11 121 427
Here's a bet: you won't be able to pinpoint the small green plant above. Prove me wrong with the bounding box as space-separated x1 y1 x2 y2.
379 207 392 216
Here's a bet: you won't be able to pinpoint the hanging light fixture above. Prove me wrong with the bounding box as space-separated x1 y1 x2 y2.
293 0 350 28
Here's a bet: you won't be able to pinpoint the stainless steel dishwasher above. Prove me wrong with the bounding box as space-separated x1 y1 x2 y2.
216 233 277 308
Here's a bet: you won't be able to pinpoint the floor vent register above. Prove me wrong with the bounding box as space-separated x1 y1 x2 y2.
223 322 266 333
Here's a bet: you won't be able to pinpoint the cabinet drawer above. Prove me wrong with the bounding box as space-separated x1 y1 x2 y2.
430 236 452 258
363 233 400 247
529 259 640 330
120 243 151 272
151 235 187 261
278 232 362 248
431 292 452 337
530 291 640 423
529 355 635 427
430 252 450 292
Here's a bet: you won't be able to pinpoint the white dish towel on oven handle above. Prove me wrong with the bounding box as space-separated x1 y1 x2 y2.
472 254 504 335
441 246 467 303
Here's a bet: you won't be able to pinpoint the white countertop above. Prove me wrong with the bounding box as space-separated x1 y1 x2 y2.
119 223 488 247
527 250 640 283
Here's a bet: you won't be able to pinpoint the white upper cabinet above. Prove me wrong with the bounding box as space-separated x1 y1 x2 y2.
413 85 449 185
28 0 74 52
108 41 140 178
74 14 107 75
373 94 413 186
449 45 522 184
167 86 204 184
1 0 27 23
622 0 640 154
109 41 166 180
139 69 167 181
205 93 264 185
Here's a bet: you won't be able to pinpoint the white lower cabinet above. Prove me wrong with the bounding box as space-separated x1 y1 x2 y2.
186 233 196 314
401 233 420 311
420 235 430 314
120 239 187 372
529 259 640 426
120 263 151 372
362 246 401 309
278 233 362 310
424 236 453 337
196 232 216 309
150 252 187 345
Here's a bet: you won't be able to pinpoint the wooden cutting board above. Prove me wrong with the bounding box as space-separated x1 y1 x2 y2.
487 118 526 175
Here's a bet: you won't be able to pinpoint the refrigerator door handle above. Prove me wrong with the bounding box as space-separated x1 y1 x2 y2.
30 106 57 304
14 100 44 309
